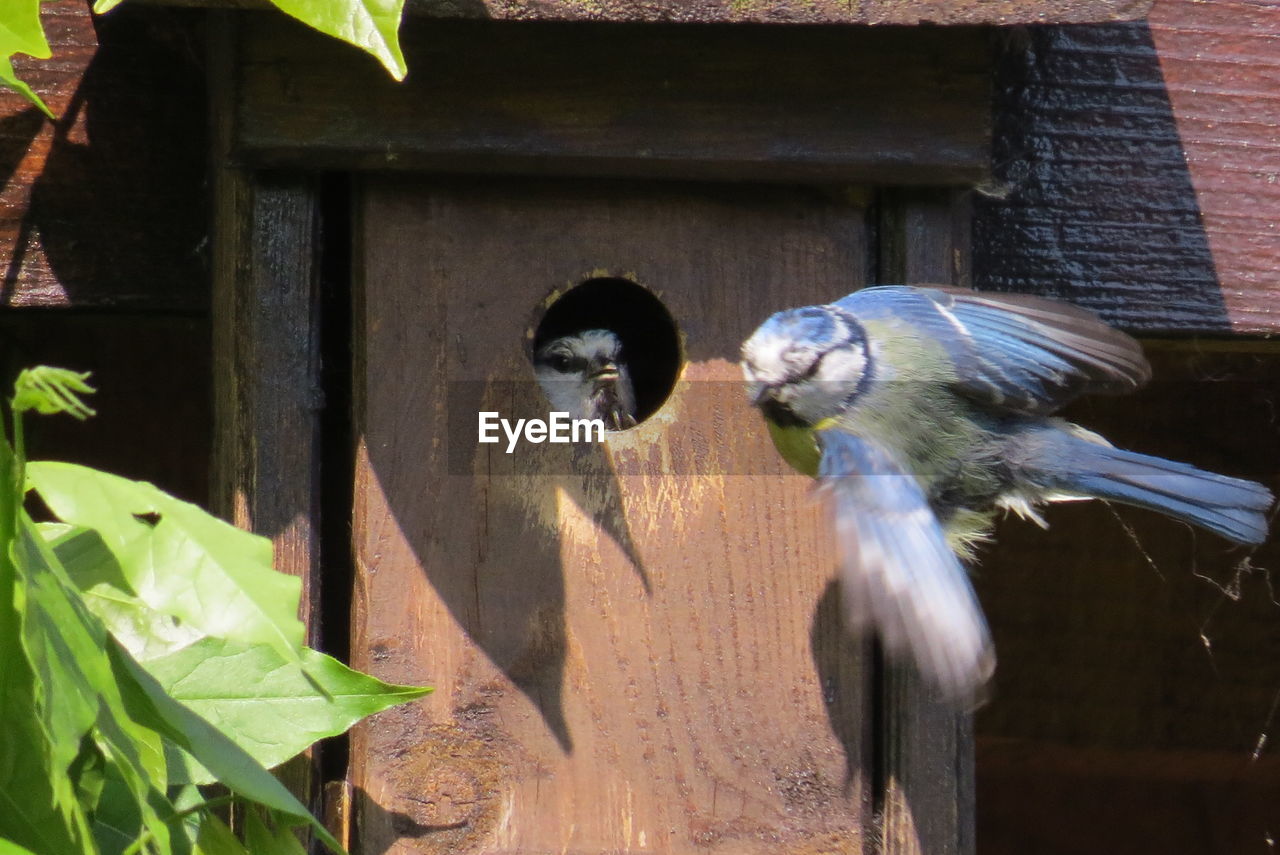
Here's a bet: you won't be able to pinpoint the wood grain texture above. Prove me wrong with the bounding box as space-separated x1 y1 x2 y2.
235 15 991 186
140 0 1153 26
1 1 208 309
210 12 326 820
209 170 324 629
351 177 874 854
210 6 324 631
972 344 1280 853
877 188 976 855
208 167 326 814
974 0 1280 334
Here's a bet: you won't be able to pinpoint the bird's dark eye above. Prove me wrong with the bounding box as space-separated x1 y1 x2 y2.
551 355 573 372
794 353 824 382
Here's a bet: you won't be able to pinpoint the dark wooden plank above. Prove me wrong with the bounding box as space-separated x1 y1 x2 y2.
236 16 992 185
208 166 326 821
0 312 210 504
141 0 1154 26
1 1 208 310
972 343 1280 852
876 188 977 855
978 740 1280 855
974 343 1280 755
351 176 874 853
210 11 326 825
974 0 1280 335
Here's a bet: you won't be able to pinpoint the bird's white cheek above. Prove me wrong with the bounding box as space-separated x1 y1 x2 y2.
815 345 868 389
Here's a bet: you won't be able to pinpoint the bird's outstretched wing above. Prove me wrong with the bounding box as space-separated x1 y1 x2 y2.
836 286 1151 415
816 426 995 704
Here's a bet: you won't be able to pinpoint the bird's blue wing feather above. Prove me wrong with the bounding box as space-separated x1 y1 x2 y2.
836 286 1151 415
816 426 994 703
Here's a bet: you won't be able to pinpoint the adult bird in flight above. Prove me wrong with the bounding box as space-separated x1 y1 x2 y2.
742 285 1273 704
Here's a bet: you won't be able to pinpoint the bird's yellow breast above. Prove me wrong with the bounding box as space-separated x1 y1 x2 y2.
765 419 827 478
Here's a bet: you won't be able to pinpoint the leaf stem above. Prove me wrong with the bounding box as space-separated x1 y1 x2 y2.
120 794 238 855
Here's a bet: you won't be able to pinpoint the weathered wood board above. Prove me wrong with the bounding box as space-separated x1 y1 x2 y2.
1 1 207 310
235 16 992 186
351 177 875 853
975 0 1280 335
141 0 1154 26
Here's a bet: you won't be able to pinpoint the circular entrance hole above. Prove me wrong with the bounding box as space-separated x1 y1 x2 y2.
532 278 681 427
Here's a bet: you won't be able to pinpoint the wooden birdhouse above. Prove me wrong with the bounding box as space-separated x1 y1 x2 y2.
208 2 1280 853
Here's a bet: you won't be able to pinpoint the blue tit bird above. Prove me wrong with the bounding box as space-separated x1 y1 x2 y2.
741 285 1273 704
535 329 638 431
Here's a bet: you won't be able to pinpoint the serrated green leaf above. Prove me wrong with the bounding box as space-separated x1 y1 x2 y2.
146 638 430 774
12 367 96 420
0 595 83 853
107 643 345 854
267 0 405 79
0 0 53 118
12 518 172 853
28 462 305 666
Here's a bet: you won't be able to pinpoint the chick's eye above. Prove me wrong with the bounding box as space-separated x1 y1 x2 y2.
551 355 573 372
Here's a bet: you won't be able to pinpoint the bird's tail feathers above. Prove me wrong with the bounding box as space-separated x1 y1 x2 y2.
1030 430 1273 545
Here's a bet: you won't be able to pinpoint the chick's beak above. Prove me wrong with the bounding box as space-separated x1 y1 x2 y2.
590 362 620 382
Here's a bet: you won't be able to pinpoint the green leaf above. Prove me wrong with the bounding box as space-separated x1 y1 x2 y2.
43 523 207 661
0 599 83 853
193 815 250 855
0 451 80 852
266 0 405 79
0 841 42 855
243 809 307 855
88 759 144 855
68 734 107 815
11 518 173 853
93 0 407 77
28 462 306 666
107 643 346 854
0 0 54 118
12 367 96 420
146 638 430 774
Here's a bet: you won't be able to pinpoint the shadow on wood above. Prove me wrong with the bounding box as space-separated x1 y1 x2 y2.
351 176 875 853
0 3 207 310
974 22 1230 334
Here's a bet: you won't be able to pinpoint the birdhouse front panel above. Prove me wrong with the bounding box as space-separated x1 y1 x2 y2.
351 176 878 853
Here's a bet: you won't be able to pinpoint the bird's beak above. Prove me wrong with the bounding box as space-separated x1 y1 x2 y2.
591 362 620 382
